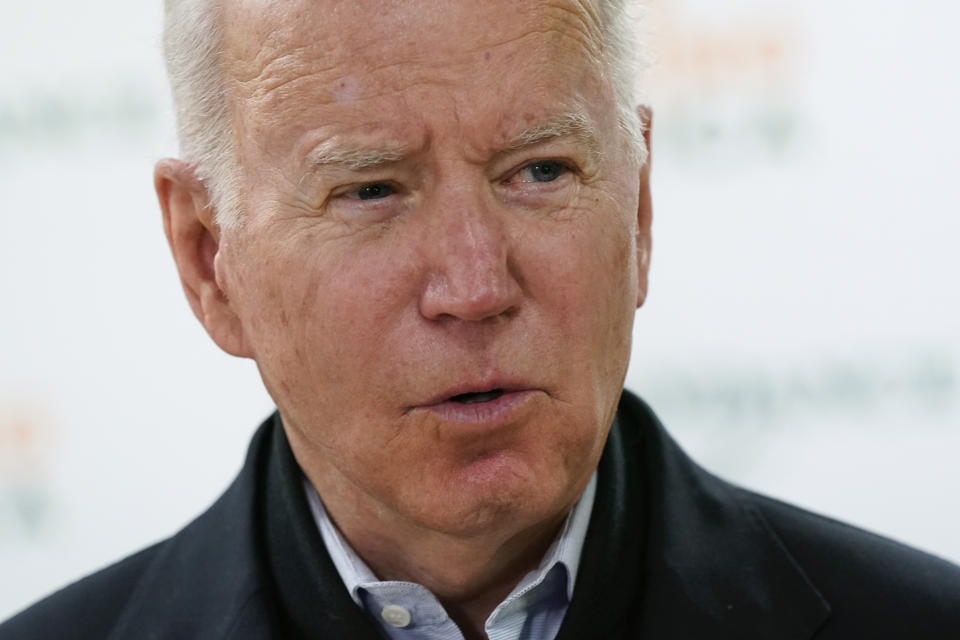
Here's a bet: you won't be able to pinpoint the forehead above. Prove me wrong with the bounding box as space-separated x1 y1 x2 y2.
222 0 604 81
221 0 613 158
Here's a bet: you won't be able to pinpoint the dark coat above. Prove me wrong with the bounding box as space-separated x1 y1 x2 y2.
3 391 959 638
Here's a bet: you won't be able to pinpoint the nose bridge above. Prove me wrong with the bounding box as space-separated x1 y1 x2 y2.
420 180 521 321
444 190 504 279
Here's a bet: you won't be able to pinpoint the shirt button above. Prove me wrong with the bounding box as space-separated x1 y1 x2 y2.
381 604 412 628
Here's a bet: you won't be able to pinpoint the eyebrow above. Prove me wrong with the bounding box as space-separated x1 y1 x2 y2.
302 111 601 176
303 141 408 173
504 111 601 161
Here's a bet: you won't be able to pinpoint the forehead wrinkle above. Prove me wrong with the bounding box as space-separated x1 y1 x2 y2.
541 0 604 57
228 0 608 118
238 58 341 102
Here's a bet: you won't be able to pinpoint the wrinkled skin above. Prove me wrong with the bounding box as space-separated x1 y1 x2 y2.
157 0 651 630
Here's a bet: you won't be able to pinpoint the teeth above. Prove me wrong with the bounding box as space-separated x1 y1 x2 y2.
452 389 504 404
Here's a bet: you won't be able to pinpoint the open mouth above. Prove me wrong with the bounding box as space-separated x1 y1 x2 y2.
449 389 505 405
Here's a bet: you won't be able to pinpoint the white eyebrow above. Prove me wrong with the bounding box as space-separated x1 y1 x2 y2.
301 112 599 176
304 141 407 172
505 112 601 159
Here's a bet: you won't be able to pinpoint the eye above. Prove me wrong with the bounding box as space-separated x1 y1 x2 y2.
351 182 395 200
325 179 408 223
517 160 567 183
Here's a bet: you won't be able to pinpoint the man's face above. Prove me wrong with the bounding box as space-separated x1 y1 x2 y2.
212 0 648 537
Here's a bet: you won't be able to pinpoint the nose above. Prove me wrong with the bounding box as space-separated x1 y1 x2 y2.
418 192 523 323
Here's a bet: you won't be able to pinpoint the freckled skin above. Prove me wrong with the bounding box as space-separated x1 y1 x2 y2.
168 0 651 627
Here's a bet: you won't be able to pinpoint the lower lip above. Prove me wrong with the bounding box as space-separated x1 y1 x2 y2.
421 390 539 425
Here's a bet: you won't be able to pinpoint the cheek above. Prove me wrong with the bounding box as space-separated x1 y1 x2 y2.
239 236 423 399
522 199 637 416
533 207 637 332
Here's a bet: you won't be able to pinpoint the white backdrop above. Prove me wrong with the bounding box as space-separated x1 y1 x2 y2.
1 0 958 620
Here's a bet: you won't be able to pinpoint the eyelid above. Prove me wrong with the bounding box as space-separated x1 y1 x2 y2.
331 180 402 201
321 180 411 224
503 157 577 183
494 133 591 171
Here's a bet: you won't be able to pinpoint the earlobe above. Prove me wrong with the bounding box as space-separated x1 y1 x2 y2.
635 106 653 309
154 159 251 357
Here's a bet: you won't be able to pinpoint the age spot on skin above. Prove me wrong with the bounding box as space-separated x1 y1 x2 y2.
333 75 360 103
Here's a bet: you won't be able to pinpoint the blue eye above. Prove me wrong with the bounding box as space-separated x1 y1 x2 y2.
355 183 394 200
524 161 566 183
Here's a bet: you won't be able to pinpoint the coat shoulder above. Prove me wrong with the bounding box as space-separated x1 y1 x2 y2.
0 417 281 640
744 489 960 636
618 390 960 637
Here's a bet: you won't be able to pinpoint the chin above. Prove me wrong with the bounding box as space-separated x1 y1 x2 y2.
407 449 578 537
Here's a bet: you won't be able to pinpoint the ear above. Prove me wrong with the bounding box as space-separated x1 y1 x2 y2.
155 159 251 357
636 106 653 308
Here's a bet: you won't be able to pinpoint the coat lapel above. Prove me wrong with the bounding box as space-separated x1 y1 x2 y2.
262 414 384 639
590 392 831 639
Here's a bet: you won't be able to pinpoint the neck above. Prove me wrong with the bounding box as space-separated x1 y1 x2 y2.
341 498 566 635
284 420 581 634
296 458 569 635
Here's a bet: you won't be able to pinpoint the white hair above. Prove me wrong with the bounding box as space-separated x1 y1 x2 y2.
598 0 651 166
162 0 241 229
161 0 648 229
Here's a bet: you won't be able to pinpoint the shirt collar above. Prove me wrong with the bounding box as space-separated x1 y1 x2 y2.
304 471 597 606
